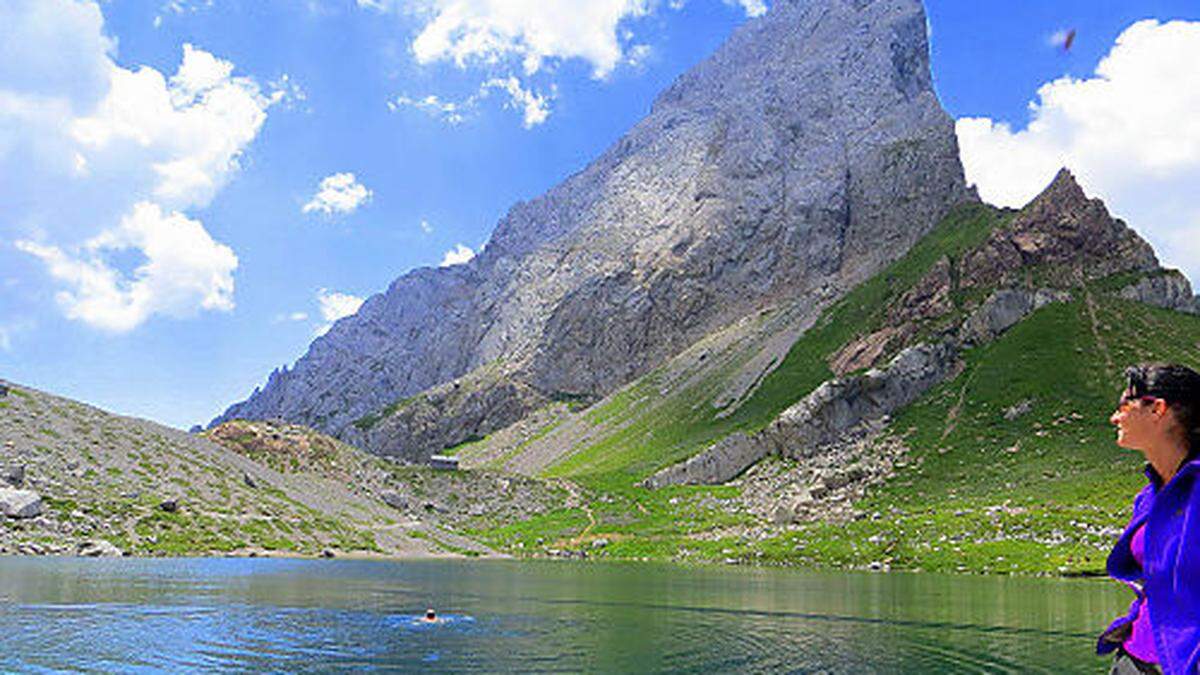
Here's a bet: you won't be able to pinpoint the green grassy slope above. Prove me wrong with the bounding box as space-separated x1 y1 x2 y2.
474 203 1017 561
757 297 1200 574
472 200 1200 575
0 386 390 557
545 202 1006 487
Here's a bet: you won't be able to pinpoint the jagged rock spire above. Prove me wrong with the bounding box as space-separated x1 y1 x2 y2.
961 167 1158 289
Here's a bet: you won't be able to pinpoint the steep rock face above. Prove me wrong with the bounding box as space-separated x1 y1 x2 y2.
1118 271 1198 314
214 0 971 459
961 168 1158 289
956 288 1072 346
826 169 1179 378
644 340 958 487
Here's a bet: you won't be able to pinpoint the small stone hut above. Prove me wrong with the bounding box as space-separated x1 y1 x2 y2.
429 455 459 471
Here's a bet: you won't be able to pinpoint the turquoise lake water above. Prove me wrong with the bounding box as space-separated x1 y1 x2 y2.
0 557 1130 672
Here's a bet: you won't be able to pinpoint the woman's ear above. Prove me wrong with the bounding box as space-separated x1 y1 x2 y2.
1153 398 1170 417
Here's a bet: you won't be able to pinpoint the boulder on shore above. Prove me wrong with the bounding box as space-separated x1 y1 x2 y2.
2 464 24 488
0 487 42 518
77 540 122 557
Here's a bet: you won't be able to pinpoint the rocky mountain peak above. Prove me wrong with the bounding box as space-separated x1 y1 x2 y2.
961 167 1158 289
213 0 971 461
1035 167 1088 206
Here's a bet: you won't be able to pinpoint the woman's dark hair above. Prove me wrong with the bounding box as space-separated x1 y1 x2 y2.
1124 363 1200 453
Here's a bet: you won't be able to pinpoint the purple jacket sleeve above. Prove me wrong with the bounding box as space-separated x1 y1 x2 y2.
1098 484 1153 656
1146 468 1200 675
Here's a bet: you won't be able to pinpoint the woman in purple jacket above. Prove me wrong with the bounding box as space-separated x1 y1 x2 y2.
1099 364 1200 675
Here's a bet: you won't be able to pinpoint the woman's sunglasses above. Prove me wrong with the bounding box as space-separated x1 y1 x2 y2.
1116 394 1160 411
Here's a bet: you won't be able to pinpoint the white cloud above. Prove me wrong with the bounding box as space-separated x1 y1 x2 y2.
318 289 364 321
315 288 365 335
15 202 237 333
266 73 308 110
302 172 373 215
370 0 765 126
727 0 766 17
625 43 653 70
407 0 654 79
69 43 276 209
420 219 433 234
387 93 467 124
169 43 234 104
162 0 214 15
440 243 475 267
0 0 113 110
482 76 552 128
152 2 214 32
956 19 1200 283
390 77 553 128
1 1 280 332
399 0 768 78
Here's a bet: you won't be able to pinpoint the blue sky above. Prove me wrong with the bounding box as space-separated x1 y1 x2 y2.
2 0 1199 430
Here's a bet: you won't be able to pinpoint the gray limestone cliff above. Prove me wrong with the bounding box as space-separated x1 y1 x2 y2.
1117 270 1199 314
643 340 960 488
213 0 972 460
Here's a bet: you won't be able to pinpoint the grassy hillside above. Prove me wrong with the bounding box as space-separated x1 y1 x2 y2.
469 203 1011 560
0 389 560 558
8 192 1185 575
536 203 1004 486
0 387 396 557
758 297 1200 574
466 200 1200 575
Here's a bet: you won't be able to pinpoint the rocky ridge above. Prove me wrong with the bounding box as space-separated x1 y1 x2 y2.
643 341 959 488
643 169 1192 496
214 0 971 462
1116 269 1199 314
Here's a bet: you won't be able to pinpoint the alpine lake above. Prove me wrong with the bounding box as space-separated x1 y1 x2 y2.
0 556 1130 673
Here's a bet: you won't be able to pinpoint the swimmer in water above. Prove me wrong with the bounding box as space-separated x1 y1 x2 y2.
422 608 438 623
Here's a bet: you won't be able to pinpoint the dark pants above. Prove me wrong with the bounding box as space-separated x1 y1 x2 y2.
1111 648 1163 675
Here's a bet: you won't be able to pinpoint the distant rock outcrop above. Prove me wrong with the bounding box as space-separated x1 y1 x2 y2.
214 0 972 461
956 288 1072 347
960 168 1158 289
643 341 958 487
1118 270 1199 314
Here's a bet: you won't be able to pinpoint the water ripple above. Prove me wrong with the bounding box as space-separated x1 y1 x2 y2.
0 558 1125 673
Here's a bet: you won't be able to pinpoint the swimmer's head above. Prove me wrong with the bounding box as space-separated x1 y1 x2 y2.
425 608 436 620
